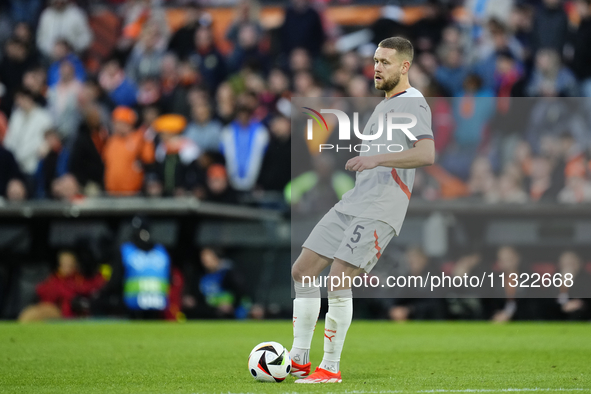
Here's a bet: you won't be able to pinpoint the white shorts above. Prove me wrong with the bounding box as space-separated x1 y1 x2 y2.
302 207 396 273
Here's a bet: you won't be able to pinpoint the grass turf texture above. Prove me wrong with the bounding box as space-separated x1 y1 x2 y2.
0 322 590 394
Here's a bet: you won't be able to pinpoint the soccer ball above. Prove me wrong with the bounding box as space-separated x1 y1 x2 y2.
248 341 291 382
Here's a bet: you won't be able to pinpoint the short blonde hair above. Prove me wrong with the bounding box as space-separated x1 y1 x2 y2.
378 37 414 63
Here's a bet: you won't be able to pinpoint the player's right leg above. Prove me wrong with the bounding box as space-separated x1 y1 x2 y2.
290 248 332 377
291 208 348 377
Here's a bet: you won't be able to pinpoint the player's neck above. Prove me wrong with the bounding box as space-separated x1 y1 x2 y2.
385 80 411 99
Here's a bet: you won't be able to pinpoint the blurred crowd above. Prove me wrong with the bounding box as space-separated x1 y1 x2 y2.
362 244 591 322
0 0 591 207
16 216 263 322
13 217 591 322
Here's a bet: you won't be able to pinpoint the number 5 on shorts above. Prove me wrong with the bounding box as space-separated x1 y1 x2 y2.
350 225 365 243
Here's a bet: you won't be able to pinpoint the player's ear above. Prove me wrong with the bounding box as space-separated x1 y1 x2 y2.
401 60 411 75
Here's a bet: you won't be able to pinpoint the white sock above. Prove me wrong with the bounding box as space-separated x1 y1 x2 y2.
291 279 320 365
320 289 352 373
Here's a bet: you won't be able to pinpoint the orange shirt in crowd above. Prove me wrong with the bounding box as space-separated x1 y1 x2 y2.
103 130 155 195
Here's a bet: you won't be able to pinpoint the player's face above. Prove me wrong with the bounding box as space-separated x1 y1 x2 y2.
374 47 405 93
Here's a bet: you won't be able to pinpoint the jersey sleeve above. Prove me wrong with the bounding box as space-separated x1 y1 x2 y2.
410 98 434 147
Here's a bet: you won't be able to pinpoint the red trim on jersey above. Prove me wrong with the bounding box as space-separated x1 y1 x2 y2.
386 90 407 100
413 136 434 147
373 230 382 259
391 169 411 200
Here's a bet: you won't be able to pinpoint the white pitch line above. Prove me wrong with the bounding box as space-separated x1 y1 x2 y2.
417 390 590 393
209 389 591 394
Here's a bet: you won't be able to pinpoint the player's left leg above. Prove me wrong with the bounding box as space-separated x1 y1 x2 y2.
295 259 361 383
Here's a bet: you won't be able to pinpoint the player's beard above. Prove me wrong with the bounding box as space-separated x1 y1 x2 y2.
375 72 401 94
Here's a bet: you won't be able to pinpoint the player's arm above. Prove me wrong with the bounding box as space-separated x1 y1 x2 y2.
345 139 435 172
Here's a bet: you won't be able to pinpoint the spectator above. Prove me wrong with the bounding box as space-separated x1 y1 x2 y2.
289 47 314 76
410 0 448 53
136 78 161 107
257 115 291 193
98 58 138 107
22 66 48 107
188 26 226 94
125 23 166 84
219 104 269 192
434 45 468 96
215 82 236 125
151 114 200 197
466 0 514 38
225 0 262 48
491 246 527 322
68 106 107 195
34 129 70 199
280 0 325 57
509 4 534 56
494 49 523 97
227 23 267 74
159 54 192 115
389 246 447 321
51 173 82 201
557 176 591 204
495 169 528 203
293 70 320 97
9 1 44 28
77 79 114 124
167 1 207 60
439 75 495 180
47 39 86 88
184 101 222 153
36 0 93 58
572 0 591 97
4 87 53 176
446 248 486 320
527 156 559 202
467 156 497 199
526 49 578 97
473 19 522 91
0 38 34 115
120 0 170 51
185 247 251 319
0 145 27 201
201 164 238 204
11 21 39 63
409 62 432 95
137 104 161 134
347 75 371 98
18 249 105 322
530 0 568 55
47 59 83 139
556 251 591 320
102 106 155 195
525 99 585 154
265 67 291 116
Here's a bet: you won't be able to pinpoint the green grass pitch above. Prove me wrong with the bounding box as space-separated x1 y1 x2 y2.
0 321 590 394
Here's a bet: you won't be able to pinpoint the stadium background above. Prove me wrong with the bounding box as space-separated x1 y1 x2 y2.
0 0 591 323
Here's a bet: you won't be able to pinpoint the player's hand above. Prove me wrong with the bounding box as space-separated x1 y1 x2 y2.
345 156 379 172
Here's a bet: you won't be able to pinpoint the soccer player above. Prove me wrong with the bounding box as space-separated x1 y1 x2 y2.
290 37 435 383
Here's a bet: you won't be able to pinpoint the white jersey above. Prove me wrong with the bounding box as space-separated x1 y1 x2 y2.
333 87 433 235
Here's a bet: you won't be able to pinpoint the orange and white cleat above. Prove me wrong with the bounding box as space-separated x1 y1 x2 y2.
290 361 311 378
294 367 342 383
